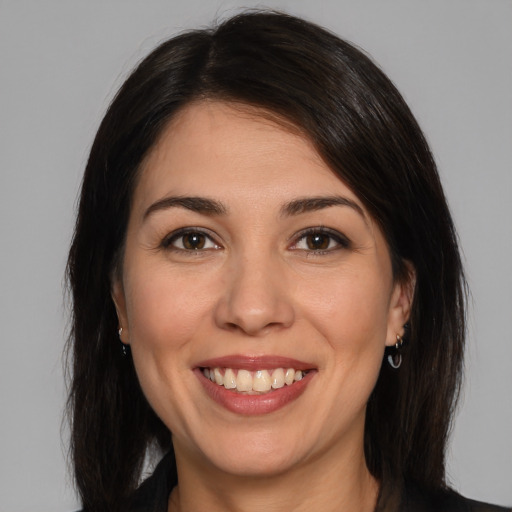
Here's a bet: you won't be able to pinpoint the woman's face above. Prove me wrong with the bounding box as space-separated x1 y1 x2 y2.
113 101 411 478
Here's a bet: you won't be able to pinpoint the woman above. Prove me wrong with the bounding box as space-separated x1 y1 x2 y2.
66 11 510 512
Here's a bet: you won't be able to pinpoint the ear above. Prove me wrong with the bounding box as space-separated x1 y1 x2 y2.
385 262 416 347
112 278 129 344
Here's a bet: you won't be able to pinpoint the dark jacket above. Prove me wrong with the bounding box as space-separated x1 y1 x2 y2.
125 453 510 512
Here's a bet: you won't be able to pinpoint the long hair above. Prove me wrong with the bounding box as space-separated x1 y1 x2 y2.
67 11 466 510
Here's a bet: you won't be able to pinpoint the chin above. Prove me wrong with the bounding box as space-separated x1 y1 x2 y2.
209 446 301 478
188 427 308 478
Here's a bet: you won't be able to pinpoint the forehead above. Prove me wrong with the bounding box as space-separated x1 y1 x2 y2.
134 101 364 214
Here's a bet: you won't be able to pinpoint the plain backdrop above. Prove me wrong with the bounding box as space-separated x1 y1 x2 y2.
0 1 511 510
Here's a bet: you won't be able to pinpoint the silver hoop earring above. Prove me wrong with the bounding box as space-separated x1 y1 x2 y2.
387 334 404 369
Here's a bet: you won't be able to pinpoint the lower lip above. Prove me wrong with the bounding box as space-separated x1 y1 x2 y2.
195 369 315 415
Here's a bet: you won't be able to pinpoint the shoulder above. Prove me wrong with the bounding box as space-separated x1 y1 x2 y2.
403 482 511 512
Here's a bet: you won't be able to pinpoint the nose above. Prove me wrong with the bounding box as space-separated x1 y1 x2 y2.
214 253 295 336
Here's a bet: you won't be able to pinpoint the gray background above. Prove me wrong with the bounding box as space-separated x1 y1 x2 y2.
1 1 511 510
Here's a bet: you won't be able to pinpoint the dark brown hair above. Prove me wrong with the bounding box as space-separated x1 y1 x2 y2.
67 11 466 511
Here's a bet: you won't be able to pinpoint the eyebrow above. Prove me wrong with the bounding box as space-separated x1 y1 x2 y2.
281 196 366 220
143 196 227 220
143 194 366 222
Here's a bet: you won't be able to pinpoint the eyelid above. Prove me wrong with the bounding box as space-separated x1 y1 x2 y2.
161 227 222 251
289 227 351 253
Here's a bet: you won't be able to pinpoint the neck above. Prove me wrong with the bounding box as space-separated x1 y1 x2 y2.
168 439 379 512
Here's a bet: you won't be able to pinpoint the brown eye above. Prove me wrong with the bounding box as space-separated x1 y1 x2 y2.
182 232 206 250
292 229 350 253
305 233 330 250
165 230 219 251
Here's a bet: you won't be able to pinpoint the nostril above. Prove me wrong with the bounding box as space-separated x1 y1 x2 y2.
223 319 290 337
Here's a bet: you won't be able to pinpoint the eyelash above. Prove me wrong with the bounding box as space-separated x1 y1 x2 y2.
290 227 351 255
161 228 221 254
161 227 350 255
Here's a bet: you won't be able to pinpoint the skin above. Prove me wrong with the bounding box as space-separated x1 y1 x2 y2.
113 101 413 512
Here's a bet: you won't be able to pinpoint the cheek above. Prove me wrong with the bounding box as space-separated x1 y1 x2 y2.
299 266 392 350
125 266 214 350
122 268 213 434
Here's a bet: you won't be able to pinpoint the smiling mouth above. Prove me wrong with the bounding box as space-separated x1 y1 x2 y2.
200 367 311 395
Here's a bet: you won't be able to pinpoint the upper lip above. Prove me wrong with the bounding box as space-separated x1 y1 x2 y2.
195 355 315 371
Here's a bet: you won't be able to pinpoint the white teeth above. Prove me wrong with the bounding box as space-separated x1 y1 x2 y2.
236 369 253 392
203 367 308 394
214 367 223 386
223 368 237 389
253 370 272 392
271 368 285 389
285 368 295 385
